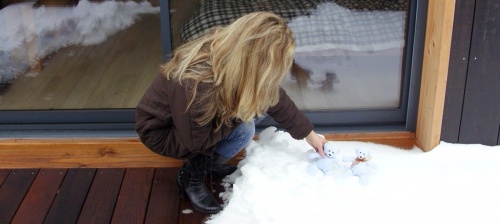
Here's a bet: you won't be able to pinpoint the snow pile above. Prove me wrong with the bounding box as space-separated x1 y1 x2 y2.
207 127 500 224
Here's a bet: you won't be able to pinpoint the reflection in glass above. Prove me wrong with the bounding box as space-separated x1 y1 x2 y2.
171 0 409 111
0 0 161 110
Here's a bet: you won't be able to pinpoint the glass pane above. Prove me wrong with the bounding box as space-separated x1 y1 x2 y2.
287 1 408 110
170 0 409 111
0 0 161 110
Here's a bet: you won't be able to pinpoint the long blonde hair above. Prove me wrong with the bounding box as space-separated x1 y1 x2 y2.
161 12 295 130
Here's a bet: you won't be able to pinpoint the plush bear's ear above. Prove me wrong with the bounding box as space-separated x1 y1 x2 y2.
324 142 333 150
355 148 361 155
355 148 360 154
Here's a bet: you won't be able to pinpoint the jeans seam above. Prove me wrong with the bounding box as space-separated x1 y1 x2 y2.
230 127 244 156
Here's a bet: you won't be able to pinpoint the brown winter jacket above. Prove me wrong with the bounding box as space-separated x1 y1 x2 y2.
135 73 314 159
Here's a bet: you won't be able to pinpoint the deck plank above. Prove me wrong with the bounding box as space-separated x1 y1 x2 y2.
77 168 125 224
110 168 155 224
144 168 181 224
43 169 96 224
0 169 39 224
0 167 232 224
0 169 10 186
11 169 67 224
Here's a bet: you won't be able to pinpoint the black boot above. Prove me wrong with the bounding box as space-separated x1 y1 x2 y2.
177 154 222 214
210 153 238 177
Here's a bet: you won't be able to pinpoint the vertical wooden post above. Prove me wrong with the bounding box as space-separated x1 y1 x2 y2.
416 0 456 151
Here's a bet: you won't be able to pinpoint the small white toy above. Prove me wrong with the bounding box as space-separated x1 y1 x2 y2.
342 148 377 185
307 142 343 174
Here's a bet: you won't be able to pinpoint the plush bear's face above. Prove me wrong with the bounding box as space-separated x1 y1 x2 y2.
355 148 370 160
323 143 339 158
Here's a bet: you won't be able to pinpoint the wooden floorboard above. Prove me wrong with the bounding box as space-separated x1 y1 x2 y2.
43 169 96 224
110 168 155 224
11 169 67 224
144 168 181 224
0 167 226 224
77 168 125 224
0 169 10 186
0 169 38 224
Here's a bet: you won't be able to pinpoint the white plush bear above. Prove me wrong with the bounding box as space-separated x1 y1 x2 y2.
307 142 343 174
342 148 377 185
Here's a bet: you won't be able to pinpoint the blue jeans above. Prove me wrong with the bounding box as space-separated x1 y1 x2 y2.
214 114 269 160
214 119 255 160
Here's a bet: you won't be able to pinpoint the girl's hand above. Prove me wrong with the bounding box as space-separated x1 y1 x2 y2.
305 130 328 157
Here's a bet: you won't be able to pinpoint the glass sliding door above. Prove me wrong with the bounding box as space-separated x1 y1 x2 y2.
0 0 162 131
165 0 426 130
0 0 161 110
0 0 426 133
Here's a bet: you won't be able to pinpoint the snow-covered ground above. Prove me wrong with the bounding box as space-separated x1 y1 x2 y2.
0 0 159 83
206 127 500 224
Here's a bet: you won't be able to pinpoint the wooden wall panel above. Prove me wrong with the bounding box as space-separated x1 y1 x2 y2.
498 127 500 145
441 0 476 143
459 0 500 145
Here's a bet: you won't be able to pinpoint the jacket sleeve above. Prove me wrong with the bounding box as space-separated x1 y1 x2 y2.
267 88 314 139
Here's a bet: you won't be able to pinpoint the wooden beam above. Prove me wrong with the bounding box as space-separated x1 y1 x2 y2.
0 132 415 168
325 132 416 149
0 139 182 169
416 0 456 151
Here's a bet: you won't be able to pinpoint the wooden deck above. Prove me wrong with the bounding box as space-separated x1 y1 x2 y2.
0 132 417 223
0 168 219 224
